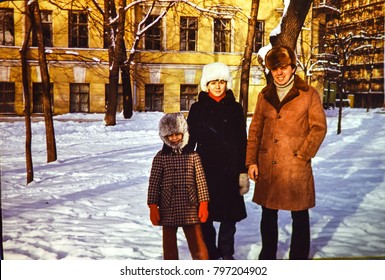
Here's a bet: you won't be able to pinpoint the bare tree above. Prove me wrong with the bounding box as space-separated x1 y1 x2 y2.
271 0 314 50
19 0 57 184
95 0 176 126
101 0 131 125
31 1 57 162
239 0 260 121
20 0 34 184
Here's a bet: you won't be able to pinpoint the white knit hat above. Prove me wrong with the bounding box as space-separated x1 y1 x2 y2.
200 62 232 91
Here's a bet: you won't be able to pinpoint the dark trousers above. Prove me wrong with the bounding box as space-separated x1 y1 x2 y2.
201 220 236 260
162 224 208 260
259 206 310 260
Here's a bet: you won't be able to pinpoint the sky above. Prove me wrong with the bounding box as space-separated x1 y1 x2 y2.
1 107 385 262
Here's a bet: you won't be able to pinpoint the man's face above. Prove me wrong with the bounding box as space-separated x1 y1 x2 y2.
270 65 295 86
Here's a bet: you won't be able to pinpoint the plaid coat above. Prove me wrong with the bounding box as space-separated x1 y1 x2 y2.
147 145 210 227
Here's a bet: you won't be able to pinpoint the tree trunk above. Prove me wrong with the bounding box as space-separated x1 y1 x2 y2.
32 1 57 162
240 0 260 121
271 0 313 50
20 0 34 184
118 1 133 120
103 0 117 126
122 65 133 119
105 67 119 125
104 0 127 125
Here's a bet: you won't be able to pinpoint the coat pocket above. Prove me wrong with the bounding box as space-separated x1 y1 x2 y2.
160 187 172 209
187 185 198 206
289 155 311 183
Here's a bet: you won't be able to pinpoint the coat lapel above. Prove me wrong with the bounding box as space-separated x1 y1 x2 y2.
262 75 310 112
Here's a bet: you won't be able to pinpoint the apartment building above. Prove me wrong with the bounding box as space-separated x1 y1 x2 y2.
311 0 384 108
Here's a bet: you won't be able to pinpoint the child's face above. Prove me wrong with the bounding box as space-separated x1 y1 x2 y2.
167 133 183 145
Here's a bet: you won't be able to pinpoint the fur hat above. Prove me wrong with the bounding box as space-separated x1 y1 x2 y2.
265 45 297 70
200 62 232 91
159 112 189 150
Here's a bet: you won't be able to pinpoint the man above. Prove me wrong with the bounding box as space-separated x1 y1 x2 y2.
246 45 327 259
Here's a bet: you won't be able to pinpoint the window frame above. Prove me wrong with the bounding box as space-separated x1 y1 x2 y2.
144 15 162 51
180 84 198 111
70 83 90 113
32 10 53 47
180 16 198 51
68 10 88 48
0 8 14 46
32 83 54 113
0 82 16 113
253 21 265 53
214 18 231 53
145 84 164 111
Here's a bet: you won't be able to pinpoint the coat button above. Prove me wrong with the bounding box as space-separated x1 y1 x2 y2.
277 115 281 119
273 139 278 143
272 161 277 164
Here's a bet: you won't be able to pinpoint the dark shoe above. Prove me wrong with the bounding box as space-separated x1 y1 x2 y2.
223 255 235 260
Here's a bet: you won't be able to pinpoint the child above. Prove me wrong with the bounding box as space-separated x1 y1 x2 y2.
147 112 210 260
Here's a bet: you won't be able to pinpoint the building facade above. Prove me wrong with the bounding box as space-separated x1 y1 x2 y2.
0 0 383 116
311 0 384 108
0 0 283 116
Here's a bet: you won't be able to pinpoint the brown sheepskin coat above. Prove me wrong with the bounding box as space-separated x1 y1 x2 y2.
246 75 327 211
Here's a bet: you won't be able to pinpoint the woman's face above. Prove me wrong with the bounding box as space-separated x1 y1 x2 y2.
207 80 227 96
270 65 295 86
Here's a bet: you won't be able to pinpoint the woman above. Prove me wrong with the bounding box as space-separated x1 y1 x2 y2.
246 45 327 259
187 62 249 260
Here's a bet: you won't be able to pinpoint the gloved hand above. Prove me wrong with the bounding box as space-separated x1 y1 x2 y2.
198 201 209 223
239 173 250 195
148 204 160 225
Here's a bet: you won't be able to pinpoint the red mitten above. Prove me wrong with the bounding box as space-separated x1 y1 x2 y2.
148 204 160 225
198 201 209 223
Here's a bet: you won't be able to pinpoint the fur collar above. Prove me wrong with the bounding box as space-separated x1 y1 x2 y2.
261 75 309 112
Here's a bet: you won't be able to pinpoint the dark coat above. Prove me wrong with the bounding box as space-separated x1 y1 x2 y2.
147 145 210 227
187 90 247 222
246 75 327 211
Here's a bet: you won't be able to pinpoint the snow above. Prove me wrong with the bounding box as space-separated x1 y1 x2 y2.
1 107 385 262
270 0 290 38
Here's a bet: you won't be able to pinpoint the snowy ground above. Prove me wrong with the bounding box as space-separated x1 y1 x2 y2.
1 107 385 260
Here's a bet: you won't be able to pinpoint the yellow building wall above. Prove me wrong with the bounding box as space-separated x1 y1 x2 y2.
1 0 297 116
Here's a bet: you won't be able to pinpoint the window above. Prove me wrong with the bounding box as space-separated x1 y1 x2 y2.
33 10 53 47
214 18 231 52
69 11 88 48
180 17 197 51
253 21 264 53
70 83 89 113
0 9 14 46
32 83 54 113
105 84 123 112
145 84 163 111
0 82 15 113
145 15 162 50
180 85 198 111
